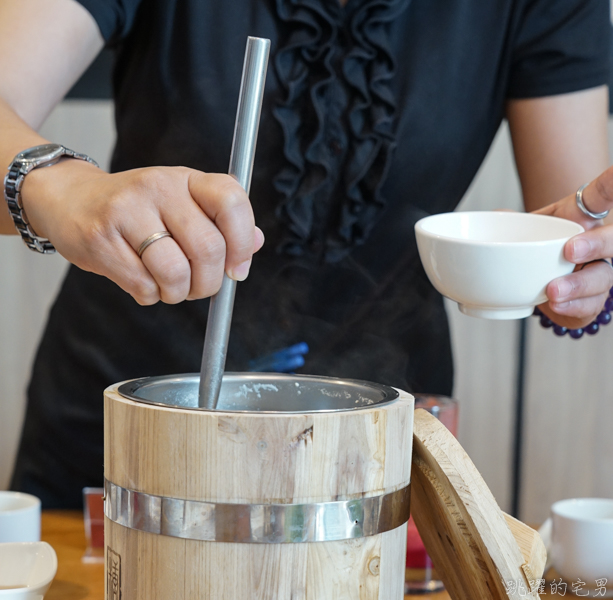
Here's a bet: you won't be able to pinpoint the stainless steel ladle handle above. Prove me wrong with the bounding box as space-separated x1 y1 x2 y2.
199 37 270 409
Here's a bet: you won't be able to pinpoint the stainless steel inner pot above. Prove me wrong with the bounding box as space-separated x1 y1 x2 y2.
118 373 399 413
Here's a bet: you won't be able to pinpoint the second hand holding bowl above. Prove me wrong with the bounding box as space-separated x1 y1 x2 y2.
415 211 584 320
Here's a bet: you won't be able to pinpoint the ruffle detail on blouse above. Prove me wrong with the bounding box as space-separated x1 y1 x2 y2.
273 0 410 261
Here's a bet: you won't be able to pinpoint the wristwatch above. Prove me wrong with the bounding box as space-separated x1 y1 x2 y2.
4 143 99 254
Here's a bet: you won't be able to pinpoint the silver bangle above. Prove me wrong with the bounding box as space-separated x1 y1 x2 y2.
576 183 609 220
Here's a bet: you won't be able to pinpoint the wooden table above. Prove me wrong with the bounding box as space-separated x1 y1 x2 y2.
42 511 558 599
44 511 104 600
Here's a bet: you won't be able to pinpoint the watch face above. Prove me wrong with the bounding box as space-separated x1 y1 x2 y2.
18 144 64 163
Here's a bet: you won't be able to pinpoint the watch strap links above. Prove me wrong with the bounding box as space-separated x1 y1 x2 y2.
4 145 99 254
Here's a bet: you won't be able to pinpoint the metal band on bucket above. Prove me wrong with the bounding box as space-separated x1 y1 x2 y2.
104 479 410 543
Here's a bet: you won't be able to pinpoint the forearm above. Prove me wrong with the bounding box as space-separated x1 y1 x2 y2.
0 0 105 234
507 86 610 211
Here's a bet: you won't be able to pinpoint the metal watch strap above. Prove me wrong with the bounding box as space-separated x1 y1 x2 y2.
4 147 98 254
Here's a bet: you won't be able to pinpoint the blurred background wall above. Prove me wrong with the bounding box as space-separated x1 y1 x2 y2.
1 46 613 525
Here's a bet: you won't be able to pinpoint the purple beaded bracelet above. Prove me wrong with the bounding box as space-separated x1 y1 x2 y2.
533 286 613 339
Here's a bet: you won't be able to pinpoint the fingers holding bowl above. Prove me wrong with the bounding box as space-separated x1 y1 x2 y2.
533 178 613 329
564 223 613 264
544 259 613 328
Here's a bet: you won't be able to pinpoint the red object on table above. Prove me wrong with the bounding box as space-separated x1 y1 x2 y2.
406 516 431 568
83 488 105 550
406 395 458 571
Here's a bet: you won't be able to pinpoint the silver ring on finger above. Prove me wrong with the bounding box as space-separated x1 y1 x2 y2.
576 183 609 220
137 231 173 258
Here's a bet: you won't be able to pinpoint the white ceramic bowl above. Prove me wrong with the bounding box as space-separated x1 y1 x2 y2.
0 542 57 599
414 211 584 319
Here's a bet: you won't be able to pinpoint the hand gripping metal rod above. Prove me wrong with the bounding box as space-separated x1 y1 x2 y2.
199 37 270 408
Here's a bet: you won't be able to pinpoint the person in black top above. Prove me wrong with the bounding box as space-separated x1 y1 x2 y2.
1 0 612 507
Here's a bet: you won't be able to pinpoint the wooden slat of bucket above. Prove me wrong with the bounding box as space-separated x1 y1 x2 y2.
105 524 407 599
104 385 413 599
104 386 412 504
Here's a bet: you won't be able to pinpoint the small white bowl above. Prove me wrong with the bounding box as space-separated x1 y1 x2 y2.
415 211 584 319
539 498 613 584
0 542 57 599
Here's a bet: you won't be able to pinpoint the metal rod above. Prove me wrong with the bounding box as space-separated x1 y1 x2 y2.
199 37 270 408
511 317 528 518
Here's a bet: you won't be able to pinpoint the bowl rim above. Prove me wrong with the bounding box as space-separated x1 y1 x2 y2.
0 541 57 592
551 497 613 524
0 492 41 514
415 211 584 246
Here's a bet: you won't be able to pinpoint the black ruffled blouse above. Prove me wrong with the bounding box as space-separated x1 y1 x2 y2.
11 0 610 506
273 0 409 261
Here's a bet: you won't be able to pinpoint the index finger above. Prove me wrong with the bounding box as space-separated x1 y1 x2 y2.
187 170 257 281
565 224 613 265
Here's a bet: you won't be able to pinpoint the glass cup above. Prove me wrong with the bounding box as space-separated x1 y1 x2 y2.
405 394 458 595
83 487 105 563
0 491 41 543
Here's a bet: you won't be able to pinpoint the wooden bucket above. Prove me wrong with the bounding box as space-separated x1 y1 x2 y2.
104 373 413 599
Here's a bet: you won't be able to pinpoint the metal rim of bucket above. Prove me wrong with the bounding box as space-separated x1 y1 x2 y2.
117 372 400 413
104 479 411 544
